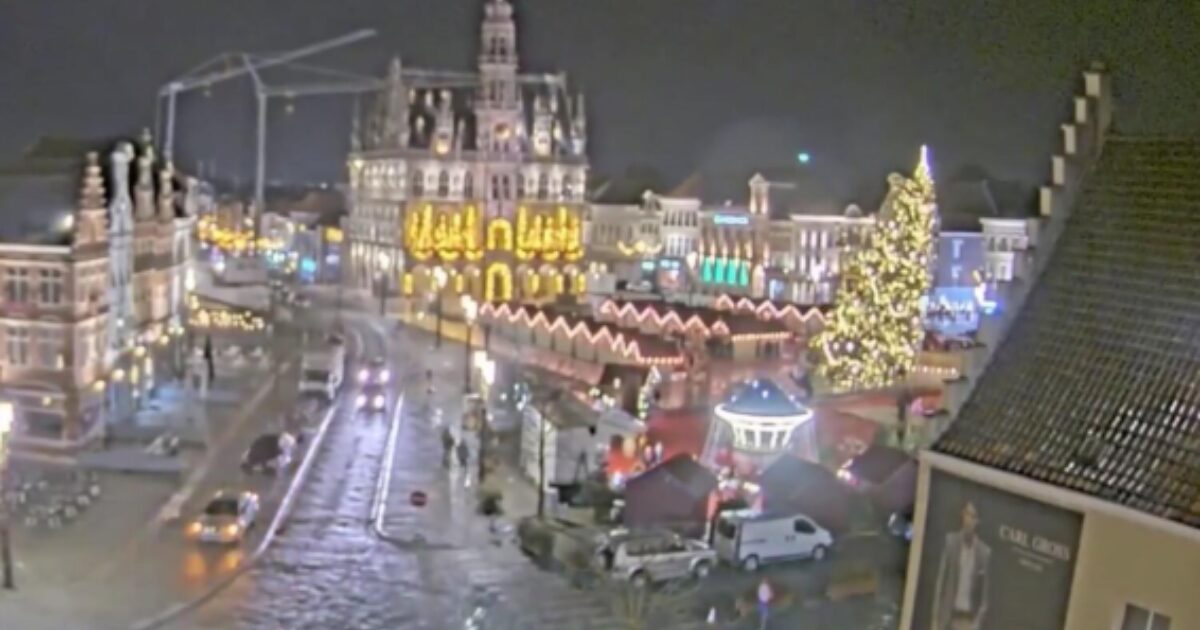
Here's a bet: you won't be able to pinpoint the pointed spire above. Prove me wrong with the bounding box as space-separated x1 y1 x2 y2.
350 98 362 152
134 139 156 221
377 56 409 149
78 152 106 211
158 165 176 221
139 128 156 165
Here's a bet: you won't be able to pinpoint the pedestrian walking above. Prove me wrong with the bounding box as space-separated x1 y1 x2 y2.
441 427 455 468
757 578 773 630
203 334 215 382
455 439 470 468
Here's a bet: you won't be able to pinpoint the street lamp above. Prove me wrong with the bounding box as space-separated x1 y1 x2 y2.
432 267 448 348
461 295 478 394
0 401 14 589
376 252 391 318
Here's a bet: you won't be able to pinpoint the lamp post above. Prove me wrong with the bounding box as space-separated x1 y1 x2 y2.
475 353 495 484
0 401 15 589
376 252 391 318
432 267 448 348
460 295 477 394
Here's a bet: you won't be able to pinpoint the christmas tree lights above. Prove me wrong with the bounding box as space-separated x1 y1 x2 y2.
812 146 937 391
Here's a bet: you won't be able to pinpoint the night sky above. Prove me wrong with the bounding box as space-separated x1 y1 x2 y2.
2 0 1197 202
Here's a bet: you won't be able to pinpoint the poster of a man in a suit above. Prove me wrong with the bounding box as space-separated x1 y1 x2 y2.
931 501 990 630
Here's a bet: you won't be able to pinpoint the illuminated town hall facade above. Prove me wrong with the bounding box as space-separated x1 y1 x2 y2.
345 0 589 303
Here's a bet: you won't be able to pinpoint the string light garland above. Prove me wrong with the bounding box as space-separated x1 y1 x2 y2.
811 146 937 391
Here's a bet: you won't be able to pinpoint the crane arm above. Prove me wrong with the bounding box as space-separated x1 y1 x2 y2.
159 29 376 97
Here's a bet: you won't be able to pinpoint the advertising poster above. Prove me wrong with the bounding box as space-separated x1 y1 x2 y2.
911 470 1082 630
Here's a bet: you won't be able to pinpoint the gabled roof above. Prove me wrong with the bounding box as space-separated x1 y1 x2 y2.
843 444 912 485
934 136 1200 530
628 454 717 500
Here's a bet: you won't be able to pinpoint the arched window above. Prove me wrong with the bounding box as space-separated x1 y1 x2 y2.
437 171 450 197
537 174 549 200
412 170 424 197
463 172 474 198
516 175 526 199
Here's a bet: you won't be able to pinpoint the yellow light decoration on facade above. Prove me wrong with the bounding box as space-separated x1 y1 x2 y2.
617 240 664 257
484 263 513 302
487 219 514 251
811 146 936 391
402 272 414 296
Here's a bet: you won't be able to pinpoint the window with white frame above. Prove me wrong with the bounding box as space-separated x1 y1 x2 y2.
952 238 964 259
38 269 63 305
35 328 60 369
5 268 29 304
1121 605 1171 630
6 326 29 366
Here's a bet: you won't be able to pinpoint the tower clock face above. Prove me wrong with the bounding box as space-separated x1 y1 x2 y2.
495 124 511 141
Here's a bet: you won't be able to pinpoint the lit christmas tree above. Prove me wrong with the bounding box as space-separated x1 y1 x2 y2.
812 146 937 391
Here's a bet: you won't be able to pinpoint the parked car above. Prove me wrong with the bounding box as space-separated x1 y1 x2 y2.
355 383 388 414
241 432 297 474
186 491 259 544
594 529 716 587
714 509 833 571
357 357 390 384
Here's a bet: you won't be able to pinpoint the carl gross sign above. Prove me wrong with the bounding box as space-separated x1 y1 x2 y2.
911 470 1083 630
999 524 1071 562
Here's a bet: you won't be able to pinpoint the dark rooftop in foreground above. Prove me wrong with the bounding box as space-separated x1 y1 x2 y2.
934 136 1200 529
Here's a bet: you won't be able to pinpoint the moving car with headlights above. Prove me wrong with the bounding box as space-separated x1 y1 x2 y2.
357 357 390 385
714 509 833 571
594 529 716 588
356 383 388 414
187 491 259 544
241 432 297 474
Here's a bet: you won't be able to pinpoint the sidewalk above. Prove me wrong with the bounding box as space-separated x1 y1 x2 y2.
0 347 289 629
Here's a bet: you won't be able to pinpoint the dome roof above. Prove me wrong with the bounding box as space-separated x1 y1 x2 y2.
720 378 810 418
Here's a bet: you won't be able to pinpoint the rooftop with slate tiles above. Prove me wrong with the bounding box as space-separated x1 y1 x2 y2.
933 135 1200 530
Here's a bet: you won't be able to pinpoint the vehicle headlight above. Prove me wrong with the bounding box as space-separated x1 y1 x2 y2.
223 524 240 538
355 394 366 407
358 369 369 382
373 395 385 408
187 522 202 536
378 369 390 382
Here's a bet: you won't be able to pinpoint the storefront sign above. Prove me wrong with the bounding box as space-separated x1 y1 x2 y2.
911 471 1082 630
714 214 750 226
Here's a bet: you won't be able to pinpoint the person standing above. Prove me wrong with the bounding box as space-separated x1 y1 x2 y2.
203 334 215 383
757 578 773 630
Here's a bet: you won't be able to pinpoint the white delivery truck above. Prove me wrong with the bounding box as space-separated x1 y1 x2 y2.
299 336 345 400
713 509 833 571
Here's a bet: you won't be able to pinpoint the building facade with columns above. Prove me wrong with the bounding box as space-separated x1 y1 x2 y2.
345 0 589 306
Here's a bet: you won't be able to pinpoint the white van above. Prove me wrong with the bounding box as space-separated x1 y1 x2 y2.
299 339 345 400
713 509 833 571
